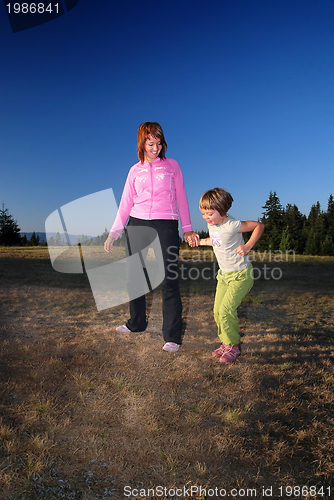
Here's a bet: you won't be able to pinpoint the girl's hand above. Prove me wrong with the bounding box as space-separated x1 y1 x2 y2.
234 244 250 256
238 221 265 255
104 235 115 253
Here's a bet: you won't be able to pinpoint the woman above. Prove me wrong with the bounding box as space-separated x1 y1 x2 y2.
104 122 198 352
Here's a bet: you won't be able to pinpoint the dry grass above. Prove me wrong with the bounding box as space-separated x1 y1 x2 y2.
0 247 334 499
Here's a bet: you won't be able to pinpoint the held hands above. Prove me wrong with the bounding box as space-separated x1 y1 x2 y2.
184 231 200 247
105 232 201 252
104 235 115 253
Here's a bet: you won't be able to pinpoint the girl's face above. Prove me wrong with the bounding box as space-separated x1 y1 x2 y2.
200 208 226 226
144 135 162 163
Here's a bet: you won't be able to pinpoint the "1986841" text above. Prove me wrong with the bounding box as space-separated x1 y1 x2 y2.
6 3 59 14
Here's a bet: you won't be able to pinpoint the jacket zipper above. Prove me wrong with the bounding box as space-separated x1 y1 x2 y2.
149 161 153 219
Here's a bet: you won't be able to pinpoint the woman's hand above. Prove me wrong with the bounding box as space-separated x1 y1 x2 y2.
104 235 115 253
184 231 200 247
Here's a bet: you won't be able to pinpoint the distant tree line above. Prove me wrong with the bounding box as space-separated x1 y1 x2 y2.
21 232 44 246
47 229 114 247
257 191 334 255
1 194 334 255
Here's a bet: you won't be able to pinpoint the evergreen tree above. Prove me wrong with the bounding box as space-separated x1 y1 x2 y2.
304 202 325 255
304 228 318 255
325 194 334 241
78 234 89 245
114 230 126 247
327 194 334 222
321 234 334 256
55 232 62 246
0 204 22 246
308 201 321 225
283 203 306 253
100 228 109 245
30 231 39 246
279 227 292 253
198 230 209 240
259 191 284 250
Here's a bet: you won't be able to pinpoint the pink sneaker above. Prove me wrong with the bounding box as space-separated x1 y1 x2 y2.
212 343 226 358
219 345 240 363
163 342 180 353
116 324 131 333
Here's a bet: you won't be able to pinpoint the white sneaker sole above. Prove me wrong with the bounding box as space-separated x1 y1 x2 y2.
116 325 131 333
162 343 180 352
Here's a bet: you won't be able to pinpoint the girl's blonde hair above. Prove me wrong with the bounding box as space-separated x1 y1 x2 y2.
137 122 167 163
199 188 234 216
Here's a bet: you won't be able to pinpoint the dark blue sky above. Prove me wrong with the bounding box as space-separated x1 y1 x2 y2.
1 0 334 234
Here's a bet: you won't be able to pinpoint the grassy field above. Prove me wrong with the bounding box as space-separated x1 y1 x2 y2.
0 246 334 500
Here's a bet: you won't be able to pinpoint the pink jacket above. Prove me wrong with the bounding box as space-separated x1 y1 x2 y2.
109 157 193 239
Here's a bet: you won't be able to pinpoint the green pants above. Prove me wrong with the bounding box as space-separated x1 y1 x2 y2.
214 264 253 346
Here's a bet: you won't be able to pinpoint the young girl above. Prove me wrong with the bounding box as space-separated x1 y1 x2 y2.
197 188 264 363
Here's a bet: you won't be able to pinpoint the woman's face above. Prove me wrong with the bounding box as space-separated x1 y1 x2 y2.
144 135 162 163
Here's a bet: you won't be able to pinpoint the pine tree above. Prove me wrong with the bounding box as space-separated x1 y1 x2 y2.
308 202 321 226
198 230 209 239
304 228 318 255
114 230 126 247
78 234 89 245
325 194 334 240
30 231 39 246
100 228 109 245
283 204 306 253
0 204 22 246
327 194 334 219
321 234 334 256
260 191 284 251
305 202 325 255
55 232 62 246
279 227 292 253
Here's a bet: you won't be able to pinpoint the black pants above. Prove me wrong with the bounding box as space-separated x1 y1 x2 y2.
125 217 183 344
